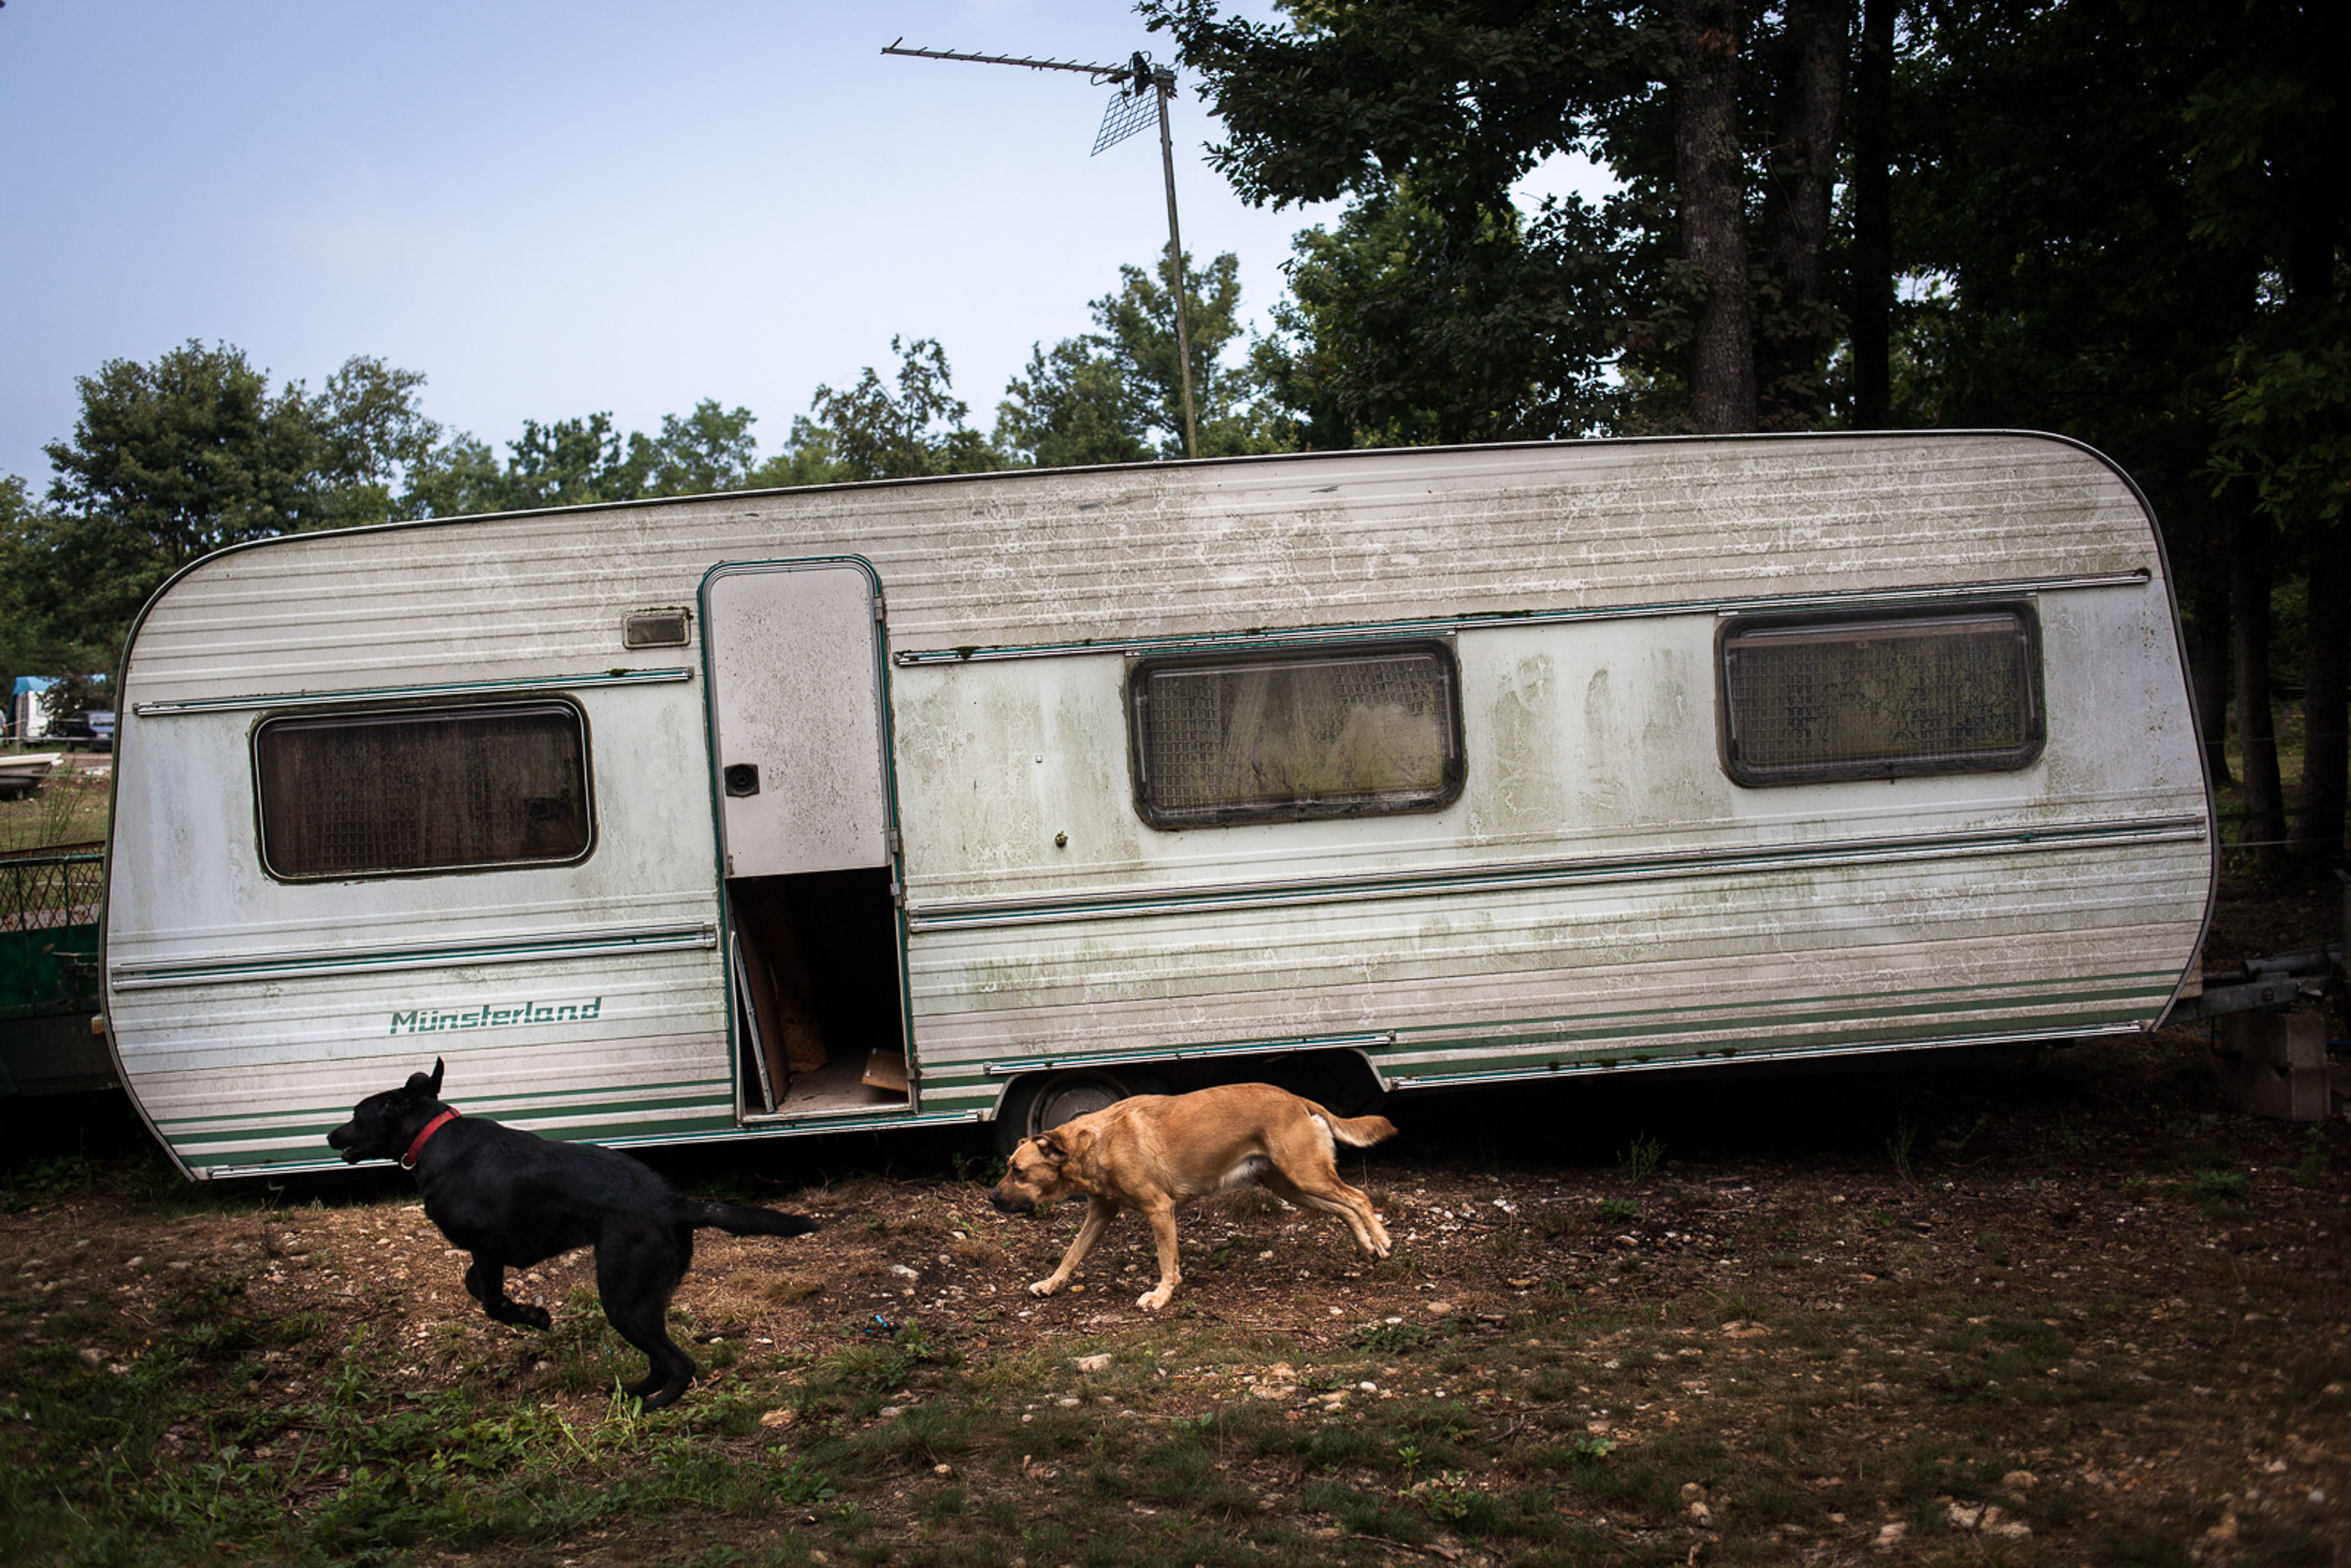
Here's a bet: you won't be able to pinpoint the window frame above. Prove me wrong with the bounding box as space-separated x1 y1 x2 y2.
250 697 598 883
1124 637 1468 830
1715 599 2047 788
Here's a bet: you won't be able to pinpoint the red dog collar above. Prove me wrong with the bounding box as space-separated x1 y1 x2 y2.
402 1108 460 1170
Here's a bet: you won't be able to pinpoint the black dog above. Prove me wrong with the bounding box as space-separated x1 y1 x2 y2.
326 1058 817 1410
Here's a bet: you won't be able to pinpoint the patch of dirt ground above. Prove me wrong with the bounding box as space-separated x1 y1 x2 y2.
4 1012 2349 1567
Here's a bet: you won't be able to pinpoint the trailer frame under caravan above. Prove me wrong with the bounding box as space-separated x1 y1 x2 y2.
98 433 2217 1178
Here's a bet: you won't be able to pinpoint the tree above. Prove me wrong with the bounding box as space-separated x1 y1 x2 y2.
997 338 1154 468
311 357 445 528
497 414 651 510
1898 0 2349 868
399 434 507 519
29 341 440 669
2182 0 2351 866
0 475 64 687
1146 0 1854 436
44 341 326 571
806 337 1002 482
398 400 778 516
643 401 763 496
996 252 1284 465
1256 178 1629 445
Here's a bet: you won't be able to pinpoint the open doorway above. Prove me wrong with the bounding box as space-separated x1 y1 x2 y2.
702 559 909 1123
730 868 906 1118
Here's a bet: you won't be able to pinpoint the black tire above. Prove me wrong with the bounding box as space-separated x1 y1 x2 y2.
991 1067 1166 1157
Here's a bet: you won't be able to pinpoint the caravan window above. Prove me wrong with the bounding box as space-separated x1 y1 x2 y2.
254 703 593 879
1128 641 1464 828
1718 604 2044 786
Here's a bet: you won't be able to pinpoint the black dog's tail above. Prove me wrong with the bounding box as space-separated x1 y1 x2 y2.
692 1200 820 1238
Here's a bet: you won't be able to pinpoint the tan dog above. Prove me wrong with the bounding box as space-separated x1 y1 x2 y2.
988 1082 1396 1310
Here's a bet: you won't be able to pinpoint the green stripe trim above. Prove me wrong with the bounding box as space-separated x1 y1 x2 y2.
1383 967 2182 1041
1384 1004 2154 1068
889 570 2155 666
906 970 2180 1090
114 923 719 990
155 1076 732 1132
131 666 695 717
162 1086 738 1155
170 1106 739 1161
904 818 2206 932
1381 1021 2145 1090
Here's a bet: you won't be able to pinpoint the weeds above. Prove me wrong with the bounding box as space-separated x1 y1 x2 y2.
1347 1318 1438 1353
1619 1134 1665 1185
2188 1166 2249 1206
1594 1195 1640 1225
2293 1125 2331 1185
1889 1113 1919 1186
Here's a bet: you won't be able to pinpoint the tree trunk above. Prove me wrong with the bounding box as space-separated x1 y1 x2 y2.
1850 0 1895 428
2189 551 2233 788
2290 514 2348 864
1673 0 1758 433
2229 494 2287 865
1756 0 1849 428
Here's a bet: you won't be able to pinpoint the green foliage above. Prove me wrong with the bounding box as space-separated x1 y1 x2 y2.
1347 1318 1438 1353
8 342 443 675
403 398 791 516
803 337 1003 482
1889 1114 1920 1186
998 336 1153 469
2188 1167 2250 1206
498 412 650 510
44 341 345 568
1147 0 1850 436
769 1454 839 1506
1618 1134 1664 1186
2294 1125 2332 1184
998 251 1291 465
1259 175 1631 446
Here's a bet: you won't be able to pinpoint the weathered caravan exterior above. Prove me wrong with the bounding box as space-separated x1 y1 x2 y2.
102 434 2214 1178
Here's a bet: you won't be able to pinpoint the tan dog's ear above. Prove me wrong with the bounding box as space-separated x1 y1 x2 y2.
1034 1132 1066 1164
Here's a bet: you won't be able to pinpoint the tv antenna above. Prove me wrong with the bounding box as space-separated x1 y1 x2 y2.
883 39 1200 460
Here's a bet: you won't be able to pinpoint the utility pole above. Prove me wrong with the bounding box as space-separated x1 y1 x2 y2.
883 39 1200 460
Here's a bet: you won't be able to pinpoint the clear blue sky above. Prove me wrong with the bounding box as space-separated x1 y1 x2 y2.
0 1 1603 489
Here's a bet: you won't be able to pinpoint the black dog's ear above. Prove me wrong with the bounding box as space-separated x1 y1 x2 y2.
429 1057 444 1097
403 1057 445 1098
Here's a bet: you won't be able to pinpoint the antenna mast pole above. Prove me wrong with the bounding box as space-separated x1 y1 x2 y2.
1151 62 1200 463
882 39 1200 459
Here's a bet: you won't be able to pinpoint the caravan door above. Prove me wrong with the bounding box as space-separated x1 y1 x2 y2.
702 560 908 1120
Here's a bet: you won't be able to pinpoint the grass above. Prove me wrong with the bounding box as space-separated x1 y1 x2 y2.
0 757 110 856
6 1169 2345 1568
4 904 2346 1568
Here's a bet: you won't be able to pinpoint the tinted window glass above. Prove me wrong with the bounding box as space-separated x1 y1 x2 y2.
1130 642 1464 827
255 704 592 878
1720 606 2043 785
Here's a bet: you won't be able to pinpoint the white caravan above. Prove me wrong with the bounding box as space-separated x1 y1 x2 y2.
100 434 2215 1178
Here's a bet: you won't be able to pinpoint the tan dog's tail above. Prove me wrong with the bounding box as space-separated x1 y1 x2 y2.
1312 1103 1398 1148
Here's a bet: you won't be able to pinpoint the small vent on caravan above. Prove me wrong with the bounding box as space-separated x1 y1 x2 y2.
623 609 692 649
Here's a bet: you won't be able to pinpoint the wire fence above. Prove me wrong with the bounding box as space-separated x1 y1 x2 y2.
0 842 105 931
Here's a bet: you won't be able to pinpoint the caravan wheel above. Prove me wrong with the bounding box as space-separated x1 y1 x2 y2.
992 1068 1166 1157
